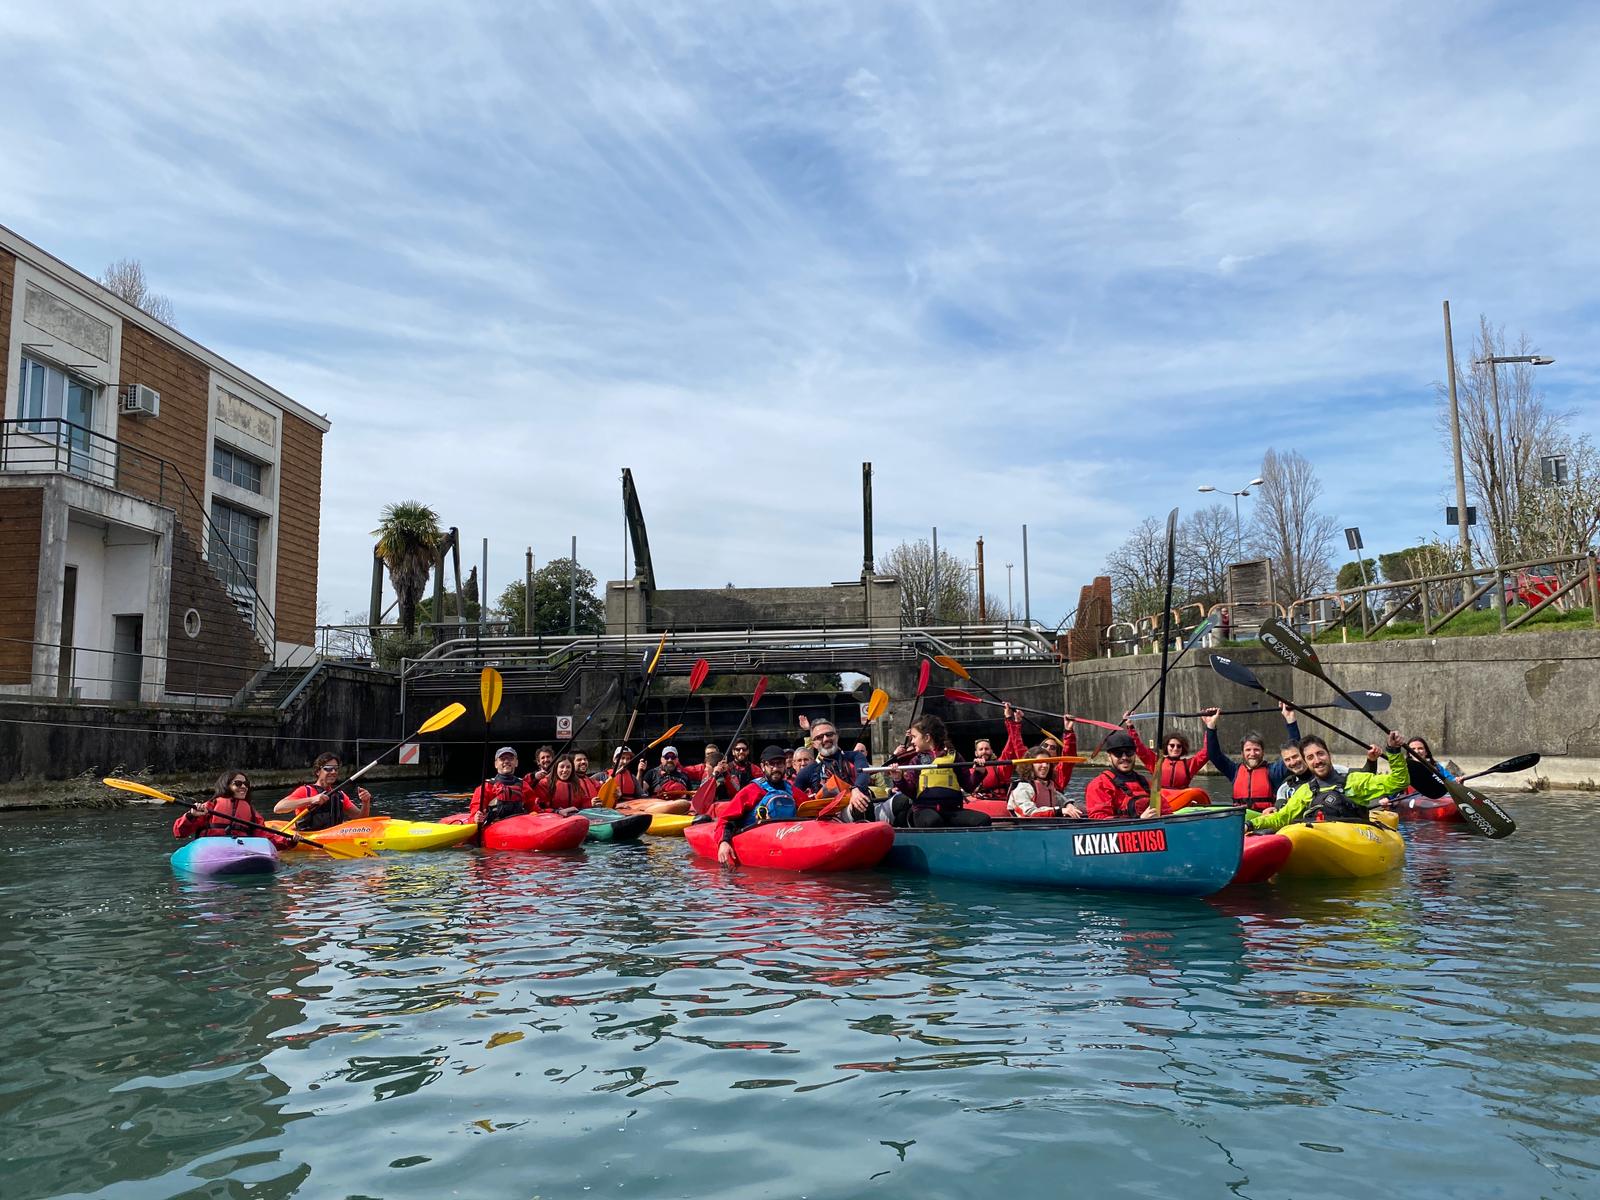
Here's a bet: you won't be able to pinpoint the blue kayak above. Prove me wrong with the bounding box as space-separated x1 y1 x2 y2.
170 836 279 877
881 807 1244 896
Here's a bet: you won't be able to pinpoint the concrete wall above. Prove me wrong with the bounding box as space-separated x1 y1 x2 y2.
607 577 903 633
1063 628 1600 787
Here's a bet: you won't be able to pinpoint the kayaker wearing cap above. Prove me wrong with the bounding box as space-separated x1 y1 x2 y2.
643 747 692 797
470 747 538 827
713 745 808 865
273 752 372 831
177 770 295 847
1084 730 1160 820
531 754 599 810
889 715 991 828
1199 702 1302 810
725 739 757 790
606 746 641 802
1248 732 1407 832
1123 722 1209 790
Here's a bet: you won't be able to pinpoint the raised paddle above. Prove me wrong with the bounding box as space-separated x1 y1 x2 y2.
1458 753 1540 783
943 688 1122 732
645 657 710 751
930 660 1063 742
1151 508 1180 787
1126 692 1392 720
619 631 671 746
864 687 889 723
859 754 1084 774
1210 645 1513 840
1084 602 1220 765
104 778 373 859
479 666 504 787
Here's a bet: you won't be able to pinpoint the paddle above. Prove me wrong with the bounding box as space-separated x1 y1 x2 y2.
1151 509 1180 788
104 778 373 859
943 688 1121 732
619 631 670 746
284 700 469 820
479 666 503 788
807 687 890 818
645 657 710 751
1084 604 1220 766
859 754 1084 774
1126 692 1392 720
550 677 622 761
931 659 1064 742
1458 753 1540 783
1211 641 1513 840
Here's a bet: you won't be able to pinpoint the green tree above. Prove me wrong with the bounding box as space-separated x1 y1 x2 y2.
373 501 444 635
1336 559 1376 590
497 556 604 636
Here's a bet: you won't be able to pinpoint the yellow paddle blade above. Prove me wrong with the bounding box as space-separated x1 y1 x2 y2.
104 777 179 804
419 702 468 734
647 631 668 675
647 723 684 750
597 776 621 809
865 688 889 722
437 792 473 801
479 669 503 721
932 654 971 681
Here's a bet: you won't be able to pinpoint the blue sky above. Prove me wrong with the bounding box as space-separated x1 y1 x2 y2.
4 1 1597 628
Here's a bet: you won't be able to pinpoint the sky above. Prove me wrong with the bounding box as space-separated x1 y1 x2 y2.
4 1 1597 630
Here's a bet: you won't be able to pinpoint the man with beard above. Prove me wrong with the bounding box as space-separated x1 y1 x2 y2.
1248 732 1407 830
1083 730 1159 820
1199 702 1302 810
793 718 875 819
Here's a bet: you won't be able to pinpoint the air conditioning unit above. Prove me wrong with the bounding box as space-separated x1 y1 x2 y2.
119 384 161 417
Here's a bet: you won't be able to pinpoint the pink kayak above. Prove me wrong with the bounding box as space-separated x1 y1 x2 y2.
685 819 894 873
441 811 590 851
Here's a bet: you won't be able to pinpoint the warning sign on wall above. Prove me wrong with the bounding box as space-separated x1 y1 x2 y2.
398 742 420 766
556 716 574 738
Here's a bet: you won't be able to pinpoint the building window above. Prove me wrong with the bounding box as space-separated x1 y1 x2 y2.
209 500 261 592
17 356 99 477
1541 454 1569 487
212 441 264 494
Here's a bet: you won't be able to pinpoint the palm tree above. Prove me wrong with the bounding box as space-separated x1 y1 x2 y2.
373 502 443 635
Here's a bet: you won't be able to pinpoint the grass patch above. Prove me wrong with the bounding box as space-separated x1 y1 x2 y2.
1312 604 1595 643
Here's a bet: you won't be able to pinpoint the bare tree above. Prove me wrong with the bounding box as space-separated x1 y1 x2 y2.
879 539 979 623
1435 316 1563 563
1251 448 1339 599
98 258 178 327
1105 516 1169 622
1180 504 1235 606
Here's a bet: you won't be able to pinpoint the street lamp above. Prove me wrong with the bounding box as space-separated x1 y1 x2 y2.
1469 353 1554 563
1197 478 1266 559
1005 563 1014 622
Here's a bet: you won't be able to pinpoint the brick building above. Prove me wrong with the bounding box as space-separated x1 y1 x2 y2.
0 225 327 703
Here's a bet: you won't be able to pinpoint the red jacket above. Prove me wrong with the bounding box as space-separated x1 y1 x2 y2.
1128 727 1208 790
470 777 537 821
712 779 812 845
970 719 1026 798
1084 769 1153 820
606 767 640 800
174 795 292 847
530 774 599 810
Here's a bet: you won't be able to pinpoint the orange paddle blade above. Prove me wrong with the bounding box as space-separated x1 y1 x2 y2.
864 688 889 722
932 654 971 680
647 724 684 750
597 776 621 809
104 777 179 804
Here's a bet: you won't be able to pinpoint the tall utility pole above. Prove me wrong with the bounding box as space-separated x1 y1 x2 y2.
1443 300 1471 571
569 535 578 633
1005 563 1014 622
1021 524 1031 625
930 526 939 624
525 547 534 636
975 537 987 621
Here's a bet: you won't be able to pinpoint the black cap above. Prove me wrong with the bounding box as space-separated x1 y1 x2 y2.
760 745 787 763
1104 730 1136 754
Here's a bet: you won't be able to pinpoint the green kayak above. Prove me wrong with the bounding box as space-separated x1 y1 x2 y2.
581 809 651 843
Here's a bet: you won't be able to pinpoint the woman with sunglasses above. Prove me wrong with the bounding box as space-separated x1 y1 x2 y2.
273 753 372 832
175 771 294 847
1121 721 1209 791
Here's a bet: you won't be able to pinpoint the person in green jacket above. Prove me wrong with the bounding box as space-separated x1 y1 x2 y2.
1246 730 1407 832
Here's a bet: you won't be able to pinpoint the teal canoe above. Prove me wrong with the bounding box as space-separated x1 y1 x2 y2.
582 809 652 843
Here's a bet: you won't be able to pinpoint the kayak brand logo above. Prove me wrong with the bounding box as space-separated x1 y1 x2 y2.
1072 829 1168 856
1260 631 1296 665
772 823 805 840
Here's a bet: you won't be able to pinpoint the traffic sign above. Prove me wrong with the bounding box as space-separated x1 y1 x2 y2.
556 715 573 738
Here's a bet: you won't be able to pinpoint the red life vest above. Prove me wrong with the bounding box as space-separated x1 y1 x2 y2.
1232 763 1275 803
971 762 1010 800
182 796 264 837
1095 770 1152 819
534 776 597 809
1158 756 1199 790
472 777 534 822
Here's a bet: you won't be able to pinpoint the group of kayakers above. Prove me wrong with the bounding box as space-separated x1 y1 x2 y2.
173 702 1418 855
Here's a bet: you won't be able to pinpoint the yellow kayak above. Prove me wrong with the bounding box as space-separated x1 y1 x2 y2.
646 813 693 837
269 816 477 853
1277 817 1405 879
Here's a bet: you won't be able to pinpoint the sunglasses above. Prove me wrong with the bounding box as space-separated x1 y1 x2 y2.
1110 749 1135 757
229 779 249 788
318 765 340 773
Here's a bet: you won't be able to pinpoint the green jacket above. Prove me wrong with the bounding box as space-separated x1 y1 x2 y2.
1246 747 1407 832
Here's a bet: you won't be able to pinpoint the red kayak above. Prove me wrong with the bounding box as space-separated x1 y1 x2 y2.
1395 794 1461 822
685 819 894 873
1229 833 1293 885
965 798 1055 820
441 811 589 851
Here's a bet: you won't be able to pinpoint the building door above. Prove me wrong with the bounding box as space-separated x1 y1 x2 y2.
57 566 78 700
111 614 143 703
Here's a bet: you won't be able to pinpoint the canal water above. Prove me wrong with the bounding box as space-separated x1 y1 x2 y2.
2 785 1597 1199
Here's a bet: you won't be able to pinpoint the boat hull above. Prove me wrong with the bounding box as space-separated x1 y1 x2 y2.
882 808 1245 896
171 836 279 877
1277 820 1405 878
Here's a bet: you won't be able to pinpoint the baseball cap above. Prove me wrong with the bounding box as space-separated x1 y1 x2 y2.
661 746 678 758
760 745 786 763
494 746 517 758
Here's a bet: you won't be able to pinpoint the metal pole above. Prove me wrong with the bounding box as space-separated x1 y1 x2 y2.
975 537 986 622
1444 301 1472 570
481 537 489 637
1233 493 1242 559
1021 523 1031 625
569 534 578 633
930 526 939 624
525 547 534 636
1006 563 1013 621
1486 361 1509 629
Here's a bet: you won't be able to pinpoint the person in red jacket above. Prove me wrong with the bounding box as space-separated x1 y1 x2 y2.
969 704 1027 800
531 754 599 810
273 752 371 831
712 746 811 865
470 747 538 826
174 770 294 846
1125 723 1208 790
1084 731 1160 820
606 746 642 802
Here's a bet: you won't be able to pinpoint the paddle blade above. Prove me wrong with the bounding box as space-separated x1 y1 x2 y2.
1209 653 1266 693
916 659 931 696
479 668 503 721
750 676 768 708
944 687 984 705
597 776 621 809
1335 690 1391 713
647 724 684 750
420 702 468 734
646 631 668 676
688 658 710 693
1488 752 1540 775
932 654 971 681
1259 617 1324 678
104 777 178 804
865 688 889 723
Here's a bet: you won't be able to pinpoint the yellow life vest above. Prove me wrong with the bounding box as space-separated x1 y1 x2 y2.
916 753 961 794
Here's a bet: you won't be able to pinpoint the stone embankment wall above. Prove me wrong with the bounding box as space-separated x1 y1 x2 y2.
1063 628 1600 788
